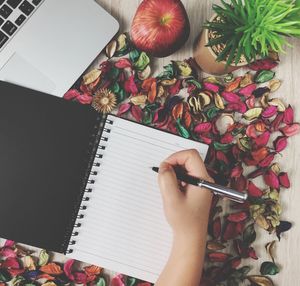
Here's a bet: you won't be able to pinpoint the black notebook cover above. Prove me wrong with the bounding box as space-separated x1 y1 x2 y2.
0 81 102 253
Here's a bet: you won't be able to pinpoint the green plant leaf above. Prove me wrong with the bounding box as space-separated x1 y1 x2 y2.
260 261 280 275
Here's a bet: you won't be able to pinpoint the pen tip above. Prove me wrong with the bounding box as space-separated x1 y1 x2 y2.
151 167 159 172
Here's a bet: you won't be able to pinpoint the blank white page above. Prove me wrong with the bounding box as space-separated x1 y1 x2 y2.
68 114 209 283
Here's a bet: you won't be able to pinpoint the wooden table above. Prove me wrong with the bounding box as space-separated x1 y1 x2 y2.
1 1 299 285
95 0 300 285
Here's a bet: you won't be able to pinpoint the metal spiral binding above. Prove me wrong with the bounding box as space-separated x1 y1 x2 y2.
66 117 113 254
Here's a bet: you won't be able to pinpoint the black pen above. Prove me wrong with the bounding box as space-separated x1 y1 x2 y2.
152 167 248 203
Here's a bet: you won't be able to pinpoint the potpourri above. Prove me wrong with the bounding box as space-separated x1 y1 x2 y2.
1 32 299 286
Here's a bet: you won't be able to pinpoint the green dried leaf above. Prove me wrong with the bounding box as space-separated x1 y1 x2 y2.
213 142 232 152
224 73 234 83
108 66 120 80
174 61 192 77
176 119 190 139
243 223 256 245
38 249 49 266
116 89 127 103
110 82 120 94
206 107 219 119
129 49 140 63
0 270 11 282
260 261 279 276
186 79 202 89
126 277 136 286
96 277 106 286
143 108 153 125
254 70 276 84
158 63 175 79
134 52 150 71
11 276 26 286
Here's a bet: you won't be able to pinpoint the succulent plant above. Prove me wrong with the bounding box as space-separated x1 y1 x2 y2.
205 0 300 66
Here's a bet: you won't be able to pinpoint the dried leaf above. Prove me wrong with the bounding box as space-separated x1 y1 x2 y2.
134 52 150 71
247 275 274 286
255 70 275 83
83 69 101 85
176 119 190 138
276 221 292 240
265 240 276 263
174 61 192 77
260 262 279 275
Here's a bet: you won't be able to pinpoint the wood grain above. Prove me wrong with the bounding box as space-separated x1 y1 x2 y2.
1 1 299 285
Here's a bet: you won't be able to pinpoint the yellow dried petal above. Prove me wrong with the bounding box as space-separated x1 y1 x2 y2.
240 72 253 87
130 95 147 106
83 69 101 85
243 108 263 121
24 255 36 270
105 40 117 58
271 163 280 175
138 65 151 80
161 78 177 86
268 98 286 112
269 79 281 92
116 33 127 51
198 92 211 107
157 85 165 98
256 215 269 230
260 93 269 108
214 93 225 109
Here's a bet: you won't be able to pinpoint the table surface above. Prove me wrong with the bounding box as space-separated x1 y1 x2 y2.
95 0 300 285
1 1 299 285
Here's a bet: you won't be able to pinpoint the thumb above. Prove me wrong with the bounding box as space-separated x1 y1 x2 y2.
158 162 183 202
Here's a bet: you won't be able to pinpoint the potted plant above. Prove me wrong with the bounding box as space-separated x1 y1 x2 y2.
194 0 300 75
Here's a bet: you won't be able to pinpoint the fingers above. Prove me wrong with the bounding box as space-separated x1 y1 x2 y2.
158 161 183 203
164 149 211 180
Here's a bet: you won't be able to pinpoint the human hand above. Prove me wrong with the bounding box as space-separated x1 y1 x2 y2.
158 149 214 241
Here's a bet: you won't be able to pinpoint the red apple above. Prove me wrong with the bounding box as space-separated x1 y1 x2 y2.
131 0 190 57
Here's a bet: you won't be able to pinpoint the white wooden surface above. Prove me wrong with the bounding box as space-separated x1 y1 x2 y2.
1 1 299 285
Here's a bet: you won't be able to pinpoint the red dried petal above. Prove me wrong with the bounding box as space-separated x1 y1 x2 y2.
231 164 243 178
271 113 284 131
226 102 247 113
64 89 81 100
280 123 300 137
2 257 20 269
117 103 131 116
199 134 213 144
248 59 278 71
225 77 242 92
238 84 257 98
246 125 258 138
208 252 231 262
283 105 294 125
247 168 264 179
168 80 182 96
216 151 229 164
114 58 132 69
227 211 248 223
251 147 268 162
223 222 239 241
203 82 220 93
258 153 275 168
130 105 143 122
221 91 241 103
262 106 277 118
278 172 290 188
264 169 280 189
124 75 138 94
274 136 288 152
73 272 87 284
212 217 221 239
253 131 271 147
220 133 234 144
232 175 248 193
245 96 256 109
230 257 242 269
248 181 263 197
247 247 258 260
76 93 93 105
194 122 212 134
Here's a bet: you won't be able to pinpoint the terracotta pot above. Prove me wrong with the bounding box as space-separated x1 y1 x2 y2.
194 16 248 75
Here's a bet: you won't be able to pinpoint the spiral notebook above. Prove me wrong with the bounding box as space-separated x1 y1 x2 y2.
0 81 209 283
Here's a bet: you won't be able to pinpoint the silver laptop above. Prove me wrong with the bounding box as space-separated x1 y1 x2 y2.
0 0 119 97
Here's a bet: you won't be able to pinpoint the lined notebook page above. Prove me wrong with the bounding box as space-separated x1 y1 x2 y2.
68 114 209 283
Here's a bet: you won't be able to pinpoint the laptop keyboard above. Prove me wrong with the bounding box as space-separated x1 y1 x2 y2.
0 0 43 49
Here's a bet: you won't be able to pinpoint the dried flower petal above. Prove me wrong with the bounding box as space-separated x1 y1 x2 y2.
115 58 132 69
276 221 292 240
208 252 231 262
243 108 263 121
249 59 278 71
283 105 294 125
203 82 220 93
274 136 287 152
221 91 241 103
264 170 279 189
39 263 63 275
248 181 263 197
247 275 274 286
260 261 279 276
278 172 290 188
268 98 286 112
255 70 275 84
194 122 212 134
83 69 101 85
131 105 143 122
280 123 300 137
262 106 277 118
64 89 81 100
124 75 138 94
239 83 256 98
105 40 117 58
225 76 241 92
269 79 281 92
265 240 276 263
148 81 157 103
227 211 248 223
206 241 226 251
